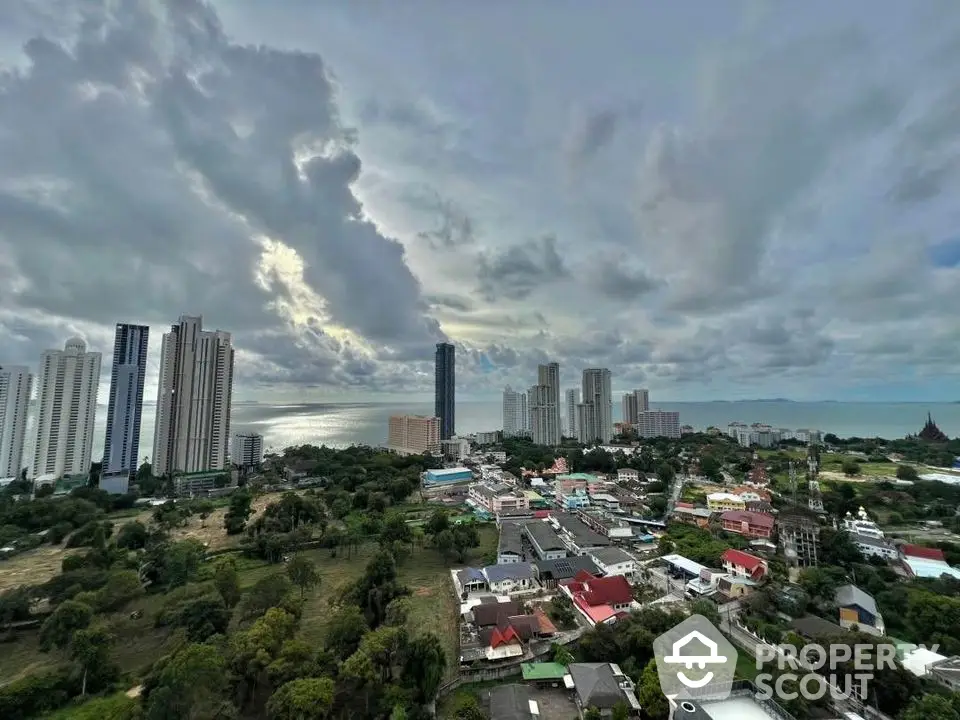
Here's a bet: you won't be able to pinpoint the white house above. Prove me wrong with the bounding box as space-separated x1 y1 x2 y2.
482 563 536 595
588 547 638 580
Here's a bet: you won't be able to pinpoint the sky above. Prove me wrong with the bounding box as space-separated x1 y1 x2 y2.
1 0 960 404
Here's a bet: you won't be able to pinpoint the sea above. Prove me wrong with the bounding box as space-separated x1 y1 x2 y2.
83 401 960 462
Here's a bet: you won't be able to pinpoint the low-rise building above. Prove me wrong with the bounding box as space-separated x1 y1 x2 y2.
440 437 471 461
497 521 524 564
482 563 536 595
721 548 768 582
589 547 638 580
469 482 530 515
456 567 487 595
577 508 634 541
173 470 228 497
588 492 621 512
899 544 960 580
532 555 601 589
552 513 611 555
556 486 591 510
424 467 473 486
567 663 641 714
524 520 567 561
617 468 639 483
721 510 774 539
564 572 634 625
835 584 884 636
672 504 714 528
707 492 746 512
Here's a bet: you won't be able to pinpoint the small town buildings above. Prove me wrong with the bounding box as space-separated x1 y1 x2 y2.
456 567 487 595
929 656 960 691
524 520 567 561
564 571 634 626
588 547 638 580
483 563 536 595
424 466 473 486
532 556 601 589
521 662 568 686
899 544 960 580
721 549 768 582
671 504 714 529
556 486 591 510
469 482 530 515
835 584 884 636
567 663 641 715
720 510 774 539
706 492 746 512
497 521 524 564
588 492 621 512
576 508 634 541
617 468 639 483
552 513 611 555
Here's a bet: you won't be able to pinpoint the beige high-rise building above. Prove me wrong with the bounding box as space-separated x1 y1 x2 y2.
387 415 440 455
153 316 234 477
32 338 101 479
580 368 613 444
0 365 33 478
622 389 650 425
530 362 561 446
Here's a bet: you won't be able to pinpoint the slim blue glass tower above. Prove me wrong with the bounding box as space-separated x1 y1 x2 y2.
434 342 455 440
103 323 149 476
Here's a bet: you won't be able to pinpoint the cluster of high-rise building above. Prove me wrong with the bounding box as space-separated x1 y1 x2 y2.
0 314 247 493
501 368 681 445
387 341 456 456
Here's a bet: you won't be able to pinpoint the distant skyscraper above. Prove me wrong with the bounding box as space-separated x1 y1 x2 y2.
565 388 579 437
103 324 149 478
153 316 234 477
502 385 529 437
622 389 650 425
635 410 681 439
0 365 32 478
533 362 561 445
580 369 613 444
435 343 455 440
388 414 440 455
32 338 101 478
232 432 264 469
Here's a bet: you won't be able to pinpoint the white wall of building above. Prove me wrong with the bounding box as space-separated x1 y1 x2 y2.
0 366 32 478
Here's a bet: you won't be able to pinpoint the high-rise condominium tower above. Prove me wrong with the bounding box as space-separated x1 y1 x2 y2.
529 361 561 446
622 389 650 425
0 365 32 478
502 385 529 437
32 338 101 478
153 316 234 477
564 388 579 437
103 324 149 477
232 432 264 469
435 343 455 440
578 368 613 444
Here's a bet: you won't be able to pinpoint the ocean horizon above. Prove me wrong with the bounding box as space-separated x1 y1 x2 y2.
73 400 960 464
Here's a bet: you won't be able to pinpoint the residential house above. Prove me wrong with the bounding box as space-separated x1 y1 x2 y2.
900 544 960 580
720 510 774 539
671 504 714 529
589 547 638 580
716 575 759 600
521 662 569 686
524 521 568 561
567 663 641 716
470 482 530 515
456 567 487 595
706 492 746 512
532 556 601 589
564 571 634 626
483 563 536 595
835 584 885 636
721 549 768 582
471 600 522 628
552 513 611 555
852 533 898 561
481 625 524 661
588 492 621 512
929 656 960 692
557 486 591 510
617 468 639 483
577 509 634 541
488 684 538 720
498 521 525 564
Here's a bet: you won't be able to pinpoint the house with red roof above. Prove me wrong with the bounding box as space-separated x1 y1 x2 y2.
721 548 768 582
562 571 634 626
481 625 524 661
721 510 775 539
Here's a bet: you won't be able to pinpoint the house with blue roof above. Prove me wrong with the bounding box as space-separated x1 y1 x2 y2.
483 563 536 595
456 567 487 595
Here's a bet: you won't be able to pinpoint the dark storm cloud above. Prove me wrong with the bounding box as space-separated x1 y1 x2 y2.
475 235 569 301
0 0 442 388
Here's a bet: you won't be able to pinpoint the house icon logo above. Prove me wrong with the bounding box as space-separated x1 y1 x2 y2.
653 614 737 700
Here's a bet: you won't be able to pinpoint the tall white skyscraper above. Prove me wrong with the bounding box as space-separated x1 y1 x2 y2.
232 432 264 469
153 315 235 477
622 389 650 425
564 388 579 437
502 385 529 437
103 324 149 477
0 366 33 478
531 362 561 446
579 368 613 444
32 338 102 479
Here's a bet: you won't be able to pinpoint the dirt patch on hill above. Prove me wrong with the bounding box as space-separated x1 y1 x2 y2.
0 545 81 593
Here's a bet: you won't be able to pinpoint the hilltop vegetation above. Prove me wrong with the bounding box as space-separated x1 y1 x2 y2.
0 445 487 720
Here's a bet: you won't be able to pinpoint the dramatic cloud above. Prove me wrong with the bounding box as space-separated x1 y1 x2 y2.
2 1 960 402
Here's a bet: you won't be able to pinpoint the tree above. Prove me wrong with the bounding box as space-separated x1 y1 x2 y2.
69 623 115 696
241 573 296 620
896 464 919 482
434 529 454 562
144 642 232 720
637 660 669 720
690 599 721 627
449 693 485 720
656 463 675 486
266 677 335 720
177 596 230 641
583 708 602 720
552 643 574 666
904 694 960 720
611 701 630 720
842 459 861 476
425 510 449 537
451 523 480 563
286 555 321 599
547 593 577 629
39 599 93 652
402 632 446 703
225 490 253 535
214 557 242 608
194 499 215 528
324 606 368 661
115 520 148 550
380 512 413 546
